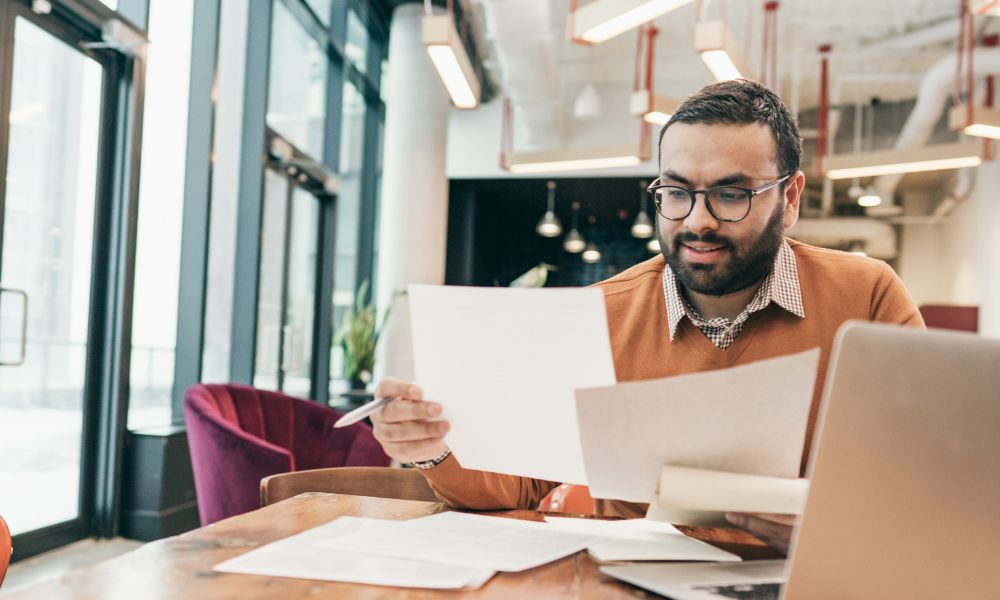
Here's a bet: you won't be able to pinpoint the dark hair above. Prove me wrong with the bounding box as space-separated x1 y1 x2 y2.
658 79 802 177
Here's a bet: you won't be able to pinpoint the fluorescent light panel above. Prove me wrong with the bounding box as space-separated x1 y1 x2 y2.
824 142 983 179
575 0 695 44
422 15 481 109
629 91 681 126
949 103 1000 140
694 21 752 81
508 144 643 174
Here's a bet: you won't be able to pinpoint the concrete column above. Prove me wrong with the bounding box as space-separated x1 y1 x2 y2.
376 3 450 382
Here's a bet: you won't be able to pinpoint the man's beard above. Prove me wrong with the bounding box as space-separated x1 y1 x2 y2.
660 204 785 297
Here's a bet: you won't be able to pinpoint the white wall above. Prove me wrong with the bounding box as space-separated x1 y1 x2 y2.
898 160 1000 338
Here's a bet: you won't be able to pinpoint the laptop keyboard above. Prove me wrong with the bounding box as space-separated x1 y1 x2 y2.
691 582 782 599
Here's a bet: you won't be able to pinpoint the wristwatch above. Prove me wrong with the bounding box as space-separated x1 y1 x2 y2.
409 448 452 470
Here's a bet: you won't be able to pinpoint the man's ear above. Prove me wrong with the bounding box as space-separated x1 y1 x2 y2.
783 170 805 229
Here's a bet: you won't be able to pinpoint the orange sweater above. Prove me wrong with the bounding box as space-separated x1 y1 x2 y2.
423 240 924 517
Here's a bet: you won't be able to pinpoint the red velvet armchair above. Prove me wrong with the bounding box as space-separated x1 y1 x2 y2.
184 383 390 525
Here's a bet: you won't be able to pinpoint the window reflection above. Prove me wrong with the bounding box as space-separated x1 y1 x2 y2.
267 1 327 161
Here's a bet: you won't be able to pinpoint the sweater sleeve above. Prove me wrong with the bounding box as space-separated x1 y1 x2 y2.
419 453 561 510
871 264 925 328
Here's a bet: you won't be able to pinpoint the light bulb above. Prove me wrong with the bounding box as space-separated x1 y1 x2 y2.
581 243 602 263
563 229 586 253
647 238 660 253
536 211 562 237
631 211 654 238
858 186 882 207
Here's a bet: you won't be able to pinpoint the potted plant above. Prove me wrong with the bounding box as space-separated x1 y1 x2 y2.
334 281 399 400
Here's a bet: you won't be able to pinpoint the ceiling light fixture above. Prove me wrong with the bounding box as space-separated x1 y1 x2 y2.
508 144 643 174
950 103 1000 139
563 201 586 253
695 20 753 81
581 242 602 263
536 180 563 237
571 0 695 44
573 84 603 119
631 180 655 238
824 142 983 179
647 238 661 253
630 90 681 126
857 186 882 207
422 13 481 109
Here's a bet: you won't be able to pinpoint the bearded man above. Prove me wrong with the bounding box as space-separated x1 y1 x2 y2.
368 79 924 552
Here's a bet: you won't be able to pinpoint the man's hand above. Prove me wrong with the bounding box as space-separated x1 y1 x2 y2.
370 377 450 464
725 512 798 555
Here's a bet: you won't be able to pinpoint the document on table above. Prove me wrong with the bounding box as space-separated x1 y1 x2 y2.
543 516 741 563
408 285 617 484
575 349 820 505
213 517 495 589
318 511 599 572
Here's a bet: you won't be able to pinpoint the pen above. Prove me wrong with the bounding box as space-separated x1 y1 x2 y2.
333 395 394 428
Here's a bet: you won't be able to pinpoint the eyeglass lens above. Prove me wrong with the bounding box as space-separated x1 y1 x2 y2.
653 187 751 221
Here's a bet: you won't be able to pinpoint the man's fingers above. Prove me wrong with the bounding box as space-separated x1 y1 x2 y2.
378 397 442 423
374 378 423 402
374 419 449 443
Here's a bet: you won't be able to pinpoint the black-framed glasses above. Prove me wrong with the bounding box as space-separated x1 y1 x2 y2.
646 174 791 222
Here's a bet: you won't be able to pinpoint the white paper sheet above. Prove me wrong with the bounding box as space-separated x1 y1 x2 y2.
657 465 810 513
408 285 617 484
318 511 599 572
213 517 495 589
575 349 820 504
543 517 741 563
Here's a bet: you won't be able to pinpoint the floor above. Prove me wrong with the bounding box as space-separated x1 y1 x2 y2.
1 537 143 596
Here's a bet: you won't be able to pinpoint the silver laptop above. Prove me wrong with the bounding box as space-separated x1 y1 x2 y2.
602 322 1000 600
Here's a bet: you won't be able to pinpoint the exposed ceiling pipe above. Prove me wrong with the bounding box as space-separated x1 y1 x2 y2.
857 18 959 55
477 0 565 147
888 167 977 225
870 48 1000 207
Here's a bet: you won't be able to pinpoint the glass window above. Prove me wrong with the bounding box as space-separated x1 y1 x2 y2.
128 0 194 430
267 1 327 161
98 0 119 9
329 81 365 387
305 0 333 27
0 16 103 535
345 9 368 75
202 0 250 383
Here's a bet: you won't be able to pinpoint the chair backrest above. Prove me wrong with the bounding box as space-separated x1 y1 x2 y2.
184 383 390 524
919 304 978 333
1 514 11 588
261 466 440 507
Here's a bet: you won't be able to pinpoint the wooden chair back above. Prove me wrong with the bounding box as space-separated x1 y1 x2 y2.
261 466 440 507
1 514 11 588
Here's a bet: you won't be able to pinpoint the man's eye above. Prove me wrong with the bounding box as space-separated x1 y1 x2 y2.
665 188 689 200
716 189 745 202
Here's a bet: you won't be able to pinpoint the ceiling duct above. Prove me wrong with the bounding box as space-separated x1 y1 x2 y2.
870 47 1000 208
788 218 898 259
476 0 565 146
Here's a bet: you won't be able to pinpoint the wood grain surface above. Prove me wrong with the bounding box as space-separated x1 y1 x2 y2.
4 493 780 599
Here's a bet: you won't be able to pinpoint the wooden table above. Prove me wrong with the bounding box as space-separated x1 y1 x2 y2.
6 493 781 599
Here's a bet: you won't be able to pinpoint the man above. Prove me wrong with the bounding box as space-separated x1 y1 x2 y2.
370 79 924 552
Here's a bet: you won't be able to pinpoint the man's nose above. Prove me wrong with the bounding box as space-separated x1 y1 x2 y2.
683 192 720 237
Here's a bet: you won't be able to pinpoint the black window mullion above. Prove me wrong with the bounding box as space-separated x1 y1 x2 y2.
228 0 273 384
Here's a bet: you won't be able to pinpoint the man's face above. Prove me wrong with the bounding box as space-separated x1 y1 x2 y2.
656 122 801 296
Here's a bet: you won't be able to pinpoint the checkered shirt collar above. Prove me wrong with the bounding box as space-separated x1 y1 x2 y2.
663 239 805 343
